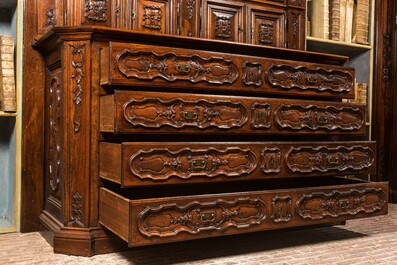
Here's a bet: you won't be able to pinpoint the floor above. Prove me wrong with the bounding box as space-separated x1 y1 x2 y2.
1 204 397 265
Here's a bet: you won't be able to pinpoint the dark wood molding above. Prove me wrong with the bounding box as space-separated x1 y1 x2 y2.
20 0 46 232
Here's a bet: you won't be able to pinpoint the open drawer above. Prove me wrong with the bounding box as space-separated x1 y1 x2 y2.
99 177 388 247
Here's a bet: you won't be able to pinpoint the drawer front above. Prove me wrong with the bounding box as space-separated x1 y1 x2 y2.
100 91 366 134
99 141 376 186
100 42 355 99
99 180 388 246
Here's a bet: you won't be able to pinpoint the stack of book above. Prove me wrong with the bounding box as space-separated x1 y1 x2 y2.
346 82 367 104
0 35 16 112
308 0 370 44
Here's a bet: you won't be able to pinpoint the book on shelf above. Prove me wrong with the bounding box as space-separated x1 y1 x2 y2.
0 35 16 112
313 0 371 45
347 82 367 105
353 0 370 44
310 0 330 39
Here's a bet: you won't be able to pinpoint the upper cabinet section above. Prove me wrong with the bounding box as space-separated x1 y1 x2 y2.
34 0 306 50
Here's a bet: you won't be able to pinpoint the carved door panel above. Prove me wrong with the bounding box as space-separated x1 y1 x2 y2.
202 0 247 43
81 0 112 26
249 5 286 48
287 8 305 50
177 0 200 37
130 0 174 34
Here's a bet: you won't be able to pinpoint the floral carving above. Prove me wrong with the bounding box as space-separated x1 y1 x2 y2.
85 0 107 22
70 44 85 132
70 192 84 227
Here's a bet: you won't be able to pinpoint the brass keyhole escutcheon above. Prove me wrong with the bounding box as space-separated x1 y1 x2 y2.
327 155 340 165
306 75 317 85
190 158 207 170
174 63 191 74
317 115 328 124
181 110 199 121
199 211 216 223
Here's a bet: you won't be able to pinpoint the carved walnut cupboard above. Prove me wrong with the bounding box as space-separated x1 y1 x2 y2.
29 0 388 256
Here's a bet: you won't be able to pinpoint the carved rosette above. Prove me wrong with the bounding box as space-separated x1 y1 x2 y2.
251 102 271 129
85 0 107 22
128 147 257 181
70 44 85 132
142 5 162 30
296 188 387 220
122 97 248 129
286 145 374 173
266 64 354 93
215 15 232 39
260 147 281 173
259 22 274 45
138 197 267 237
242 61 263 87
275 104 364 131
271 196 292 223
49 78 62 192
115 49 239 84
70 192 84 227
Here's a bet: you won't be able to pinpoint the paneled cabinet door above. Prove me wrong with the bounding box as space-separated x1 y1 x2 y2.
129 0 174 34
202 0 246 43
178 0 200 37
248 4 286 47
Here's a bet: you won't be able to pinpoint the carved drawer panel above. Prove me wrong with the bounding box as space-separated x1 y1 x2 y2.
99 178 388 246
99 141 376 186
100 91 365 134
100 42 355 99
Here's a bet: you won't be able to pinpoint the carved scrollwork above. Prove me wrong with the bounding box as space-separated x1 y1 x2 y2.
286 145 374 173
271 195 292 223
115 49 239 84
266 64 354 93
45 8 56 27
70 192 84 227
128 147 257 181
275 104 364 131
259 22 274 45
70 44 85 132
49 78 62 192
85 0 107 22
260 147 281 173
138 197 267 237
242 61 263 87
296 188 387 220
215 15 232 39
186 0 195 20
123 97 248 129
251 102 271 129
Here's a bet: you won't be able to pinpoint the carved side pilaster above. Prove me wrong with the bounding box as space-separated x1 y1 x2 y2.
70 44 85 132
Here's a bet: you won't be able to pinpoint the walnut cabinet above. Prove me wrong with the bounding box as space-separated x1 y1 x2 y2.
33 26 388 256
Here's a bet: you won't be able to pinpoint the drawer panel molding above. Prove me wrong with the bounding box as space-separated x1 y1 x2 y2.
115 49 239 84
128 147 258 180
123 97 249 129
275 104 364 131
296 188 387 220
286 145 375 173
266 64 354 93
137 197 267 237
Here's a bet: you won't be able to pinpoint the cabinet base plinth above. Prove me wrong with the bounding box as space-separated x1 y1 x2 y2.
39 211 128 256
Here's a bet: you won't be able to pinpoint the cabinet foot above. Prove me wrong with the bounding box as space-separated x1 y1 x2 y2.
39 211 128 256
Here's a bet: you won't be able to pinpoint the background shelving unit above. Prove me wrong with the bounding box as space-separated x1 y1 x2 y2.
0 0 22 233
306 0 374 180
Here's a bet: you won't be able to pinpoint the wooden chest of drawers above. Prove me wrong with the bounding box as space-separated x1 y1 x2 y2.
34 26 388 256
